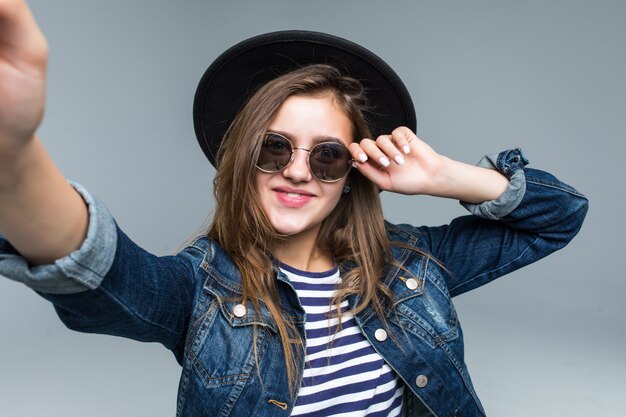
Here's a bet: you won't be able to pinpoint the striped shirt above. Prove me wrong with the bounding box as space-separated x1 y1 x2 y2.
281 263 404 417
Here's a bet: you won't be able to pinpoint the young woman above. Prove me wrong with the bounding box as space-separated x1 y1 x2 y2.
0 2 588 416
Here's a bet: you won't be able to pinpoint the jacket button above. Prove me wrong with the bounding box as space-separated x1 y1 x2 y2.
233 304 247 317
406 278 418 290
415 375 428 388
374 328 388 341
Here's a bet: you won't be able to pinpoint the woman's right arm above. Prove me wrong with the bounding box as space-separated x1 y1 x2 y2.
0 1 199 352
0 0 88 265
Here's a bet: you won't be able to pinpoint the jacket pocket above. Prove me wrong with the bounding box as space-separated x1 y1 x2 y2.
184 274 277 389
390 257 459 349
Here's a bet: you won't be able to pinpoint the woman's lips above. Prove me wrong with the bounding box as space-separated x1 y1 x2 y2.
274 188 314 208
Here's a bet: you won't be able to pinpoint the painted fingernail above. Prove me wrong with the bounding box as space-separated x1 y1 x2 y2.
394 155 405 165
358 153 368 163
403 145 411 154
378 156 390 167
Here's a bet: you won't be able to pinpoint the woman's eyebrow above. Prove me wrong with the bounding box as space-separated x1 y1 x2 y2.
268 129 350 147
268 130 346 145
311 135 346 145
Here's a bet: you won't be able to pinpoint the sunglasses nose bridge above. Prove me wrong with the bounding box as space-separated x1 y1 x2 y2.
290 146 313 164
282 146 313 181
291 146 312 153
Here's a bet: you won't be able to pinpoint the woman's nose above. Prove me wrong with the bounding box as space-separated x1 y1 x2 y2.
282 149 312 183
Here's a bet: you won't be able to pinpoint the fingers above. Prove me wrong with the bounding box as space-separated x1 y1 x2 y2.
349 126 417 168
0 0 48 68
0 0 48 149
390 126 415 155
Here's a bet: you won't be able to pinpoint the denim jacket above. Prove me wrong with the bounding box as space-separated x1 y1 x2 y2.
0 149 588 417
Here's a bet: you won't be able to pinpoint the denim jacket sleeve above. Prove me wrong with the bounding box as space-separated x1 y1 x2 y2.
0 183 201 356
404 148 589 297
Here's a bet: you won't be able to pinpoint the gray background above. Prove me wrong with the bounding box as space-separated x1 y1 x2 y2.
0 0 623 416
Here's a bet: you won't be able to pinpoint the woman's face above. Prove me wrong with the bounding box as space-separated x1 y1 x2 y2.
254 94 353 242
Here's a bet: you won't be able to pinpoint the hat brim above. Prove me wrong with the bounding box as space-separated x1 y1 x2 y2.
193 30 416 167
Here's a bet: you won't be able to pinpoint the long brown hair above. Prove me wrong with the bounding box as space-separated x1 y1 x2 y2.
208 64 393 395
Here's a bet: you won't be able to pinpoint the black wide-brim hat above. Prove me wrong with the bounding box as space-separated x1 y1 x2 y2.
193 30 416 167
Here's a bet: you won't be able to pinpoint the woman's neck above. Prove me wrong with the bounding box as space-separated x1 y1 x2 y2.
273 227 334 272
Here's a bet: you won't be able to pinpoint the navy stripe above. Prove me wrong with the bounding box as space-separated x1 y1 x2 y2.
366 392 403 417
302 358 384 387
306 309 343 322
298 370 398 405
299 296 336 307
291 281 338 291
307 345 377 368
306 332 364 356
302 360 386 387
305 317 357 339
280 263 338 277
294 384 400 417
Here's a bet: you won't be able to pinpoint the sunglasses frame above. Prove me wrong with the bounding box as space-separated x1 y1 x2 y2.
256 132 354 183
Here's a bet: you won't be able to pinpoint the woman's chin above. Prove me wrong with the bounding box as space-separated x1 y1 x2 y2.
274 224 306 236
271 220 318 240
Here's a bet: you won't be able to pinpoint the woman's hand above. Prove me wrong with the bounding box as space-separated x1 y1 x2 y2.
350 126 509 203
0 0 48 158
349 126 446 195
0 1 88 265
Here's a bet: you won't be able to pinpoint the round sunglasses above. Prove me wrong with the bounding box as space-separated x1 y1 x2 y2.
256 132 354 182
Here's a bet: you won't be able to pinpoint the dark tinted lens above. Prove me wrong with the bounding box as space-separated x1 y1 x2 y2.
257 133 292 172
310 143 351 181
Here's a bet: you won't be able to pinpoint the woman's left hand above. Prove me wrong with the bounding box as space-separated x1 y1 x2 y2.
349 126 445 196
350 126 509 203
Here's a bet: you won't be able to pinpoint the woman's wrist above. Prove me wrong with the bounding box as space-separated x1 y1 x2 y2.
429 156 509 203
0 133 38 192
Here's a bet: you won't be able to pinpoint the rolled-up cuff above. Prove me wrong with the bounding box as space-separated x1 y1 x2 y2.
461 148 528 220
0 181 117 294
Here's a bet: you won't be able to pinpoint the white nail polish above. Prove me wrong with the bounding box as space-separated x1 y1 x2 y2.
359 153 368 162
379 156 390 167
394 155 405 165
403 145 411 154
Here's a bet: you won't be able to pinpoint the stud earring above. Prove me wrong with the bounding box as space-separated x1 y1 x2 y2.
342 185 351 194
